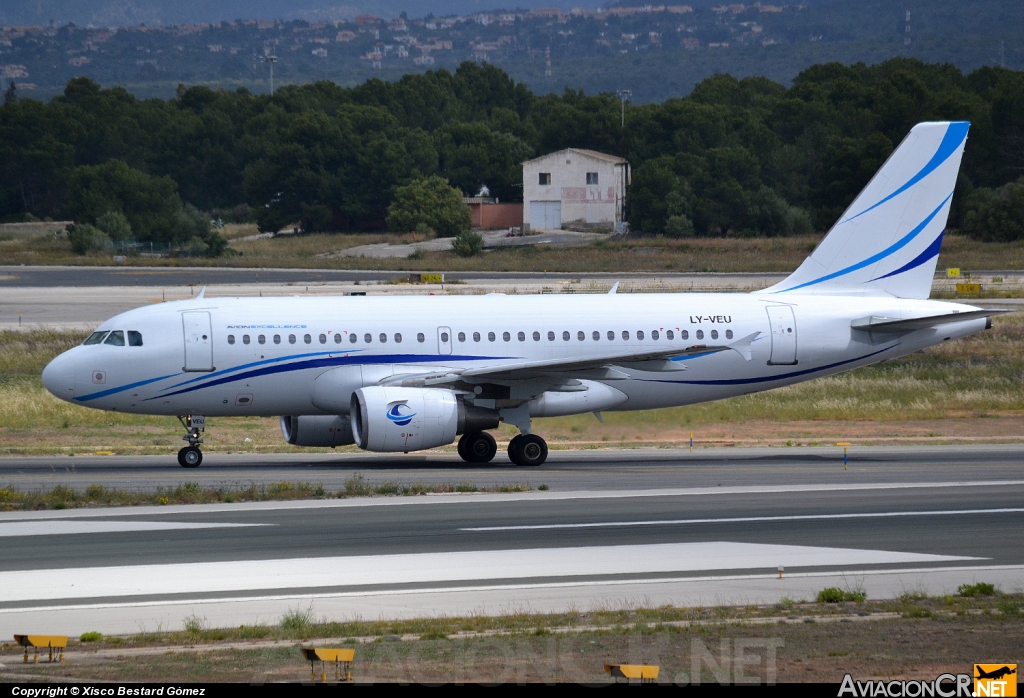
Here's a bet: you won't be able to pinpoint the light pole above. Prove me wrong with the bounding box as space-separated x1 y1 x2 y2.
264 55 278 96
617 89 631 128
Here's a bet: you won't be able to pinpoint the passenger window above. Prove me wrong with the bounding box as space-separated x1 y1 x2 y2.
227 335 235 345
364 333 371 343
711 330 719 340
417 333 425 343
334 333 342 344
458 332 466 342
607 331 615 340
533 331 541 341
473 332 481 342
652 330 659 340
593 331 600 341
637 331 645 340
304 334 312 344
83 331 109 345
622 331 630 340
440 332 449 342
518 331 526 341
395 333 402 343
488 332 496 342
350 333 357 344
104 330 125 346
289 334 297 344
379 333 387 343
274 334 281 344
562 331 570 341
258 334 266 344
667 330 674 340
243 335 251 345
577 331 585 341
696 330 704 340
319 334 327 344
127 331 143 346
726 329 733 340
682 330 689 340
503 332 510 342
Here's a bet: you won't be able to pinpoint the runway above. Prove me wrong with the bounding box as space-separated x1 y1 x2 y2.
0 447 1021 635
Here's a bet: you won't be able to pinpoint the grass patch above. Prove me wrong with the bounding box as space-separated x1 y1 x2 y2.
958 582 997 597
0 479 534 511
816 587 867 603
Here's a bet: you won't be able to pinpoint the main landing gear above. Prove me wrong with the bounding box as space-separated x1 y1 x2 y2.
456 431 548 466
176 415 205 468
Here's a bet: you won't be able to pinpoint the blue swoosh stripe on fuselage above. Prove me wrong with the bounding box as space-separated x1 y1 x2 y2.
74 373 181 402
839 121 969 225
777 194 951 293
144 353 513 400
162 349 365 391
646 345 897 386
871 231 944 282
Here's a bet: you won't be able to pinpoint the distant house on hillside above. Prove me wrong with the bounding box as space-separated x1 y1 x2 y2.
522 149 630 232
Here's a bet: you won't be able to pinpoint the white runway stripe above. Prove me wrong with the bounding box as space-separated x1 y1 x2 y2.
461 508 1024 531
0 542 976 603
0 521 268 537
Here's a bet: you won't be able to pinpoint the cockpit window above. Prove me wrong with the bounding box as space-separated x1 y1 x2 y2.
103 330 125 346
83 331 109 345
127 331 143 347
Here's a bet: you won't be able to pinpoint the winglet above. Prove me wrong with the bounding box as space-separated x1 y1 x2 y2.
728 331 761 362
608 282 619 295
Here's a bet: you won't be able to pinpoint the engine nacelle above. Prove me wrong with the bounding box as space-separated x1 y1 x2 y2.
350 386 459 452
280 415 354 447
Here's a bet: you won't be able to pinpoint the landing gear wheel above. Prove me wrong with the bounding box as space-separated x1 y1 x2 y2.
458 431 497 464
510 434 547 467
178 446 203 468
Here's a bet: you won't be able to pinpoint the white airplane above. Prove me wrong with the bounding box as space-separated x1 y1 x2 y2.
42 121 1005 468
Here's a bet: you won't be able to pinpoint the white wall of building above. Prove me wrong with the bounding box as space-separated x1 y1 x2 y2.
522 149 629 232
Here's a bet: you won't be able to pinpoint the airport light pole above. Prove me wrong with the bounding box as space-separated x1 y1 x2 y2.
617 89 631 128
264 55 278 96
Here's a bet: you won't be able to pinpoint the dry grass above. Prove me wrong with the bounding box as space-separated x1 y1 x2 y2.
4 229 1024 272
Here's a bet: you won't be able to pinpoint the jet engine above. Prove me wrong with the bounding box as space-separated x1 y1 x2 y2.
280 415 355 447
350 386 462 452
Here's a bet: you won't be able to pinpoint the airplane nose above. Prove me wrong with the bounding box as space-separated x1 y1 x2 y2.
42 352 77 401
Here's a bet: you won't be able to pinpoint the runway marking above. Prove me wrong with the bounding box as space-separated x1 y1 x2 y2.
461 508 1024 531
0 521 269 538
1 480 1021 521
0 542 976 603
2 564 1018 616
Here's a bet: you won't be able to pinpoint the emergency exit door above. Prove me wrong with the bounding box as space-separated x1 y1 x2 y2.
437 326 452 355
182 311 214 371
766 306 797 365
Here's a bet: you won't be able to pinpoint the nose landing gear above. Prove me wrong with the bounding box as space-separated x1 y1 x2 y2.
176 415 205 468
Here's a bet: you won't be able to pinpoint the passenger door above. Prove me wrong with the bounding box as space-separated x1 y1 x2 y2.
182 311 214 371
766 306 797 365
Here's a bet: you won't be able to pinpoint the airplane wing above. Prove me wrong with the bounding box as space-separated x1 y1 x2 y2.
851 309 1010 332
382 332 761 386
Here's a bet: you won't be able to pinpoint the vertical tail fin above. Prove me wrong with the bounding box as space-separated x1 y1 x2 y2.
764 121 969 299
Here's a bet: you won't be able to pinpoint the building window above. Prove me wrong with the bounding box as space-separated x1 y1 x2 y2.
539 173 551 185
586 172 599 185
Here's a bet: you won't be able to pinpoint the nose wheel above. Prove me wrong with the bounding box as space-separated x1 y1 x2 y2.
176 415 205 468
178 446 203 468
508 434 548 467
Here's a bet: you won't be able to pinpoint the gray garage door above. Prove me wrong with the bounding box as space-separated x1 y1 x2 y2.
530 201 561 231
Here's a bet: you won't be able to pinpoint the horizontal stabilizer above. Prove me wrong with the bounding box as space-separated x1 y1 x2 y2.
851 309 1010 332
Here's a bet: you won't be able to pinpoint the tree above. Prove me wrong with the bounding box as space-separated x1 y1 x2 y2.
95 210 132 241
66 160 182 242
386 176 471 237
451 230 484 257
963 178 1024 242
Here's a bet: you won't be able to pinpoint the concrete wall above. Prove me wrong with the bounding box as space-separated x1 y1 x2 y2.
523 150 628 232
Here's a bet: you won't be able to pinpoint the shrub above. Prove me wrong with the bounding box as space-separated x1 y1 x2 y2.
95 210 132 241
958 582 997 597
817 587 866 603
387 175 471 238
451 230 484 257
79 631 102 642
67 223 109 254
